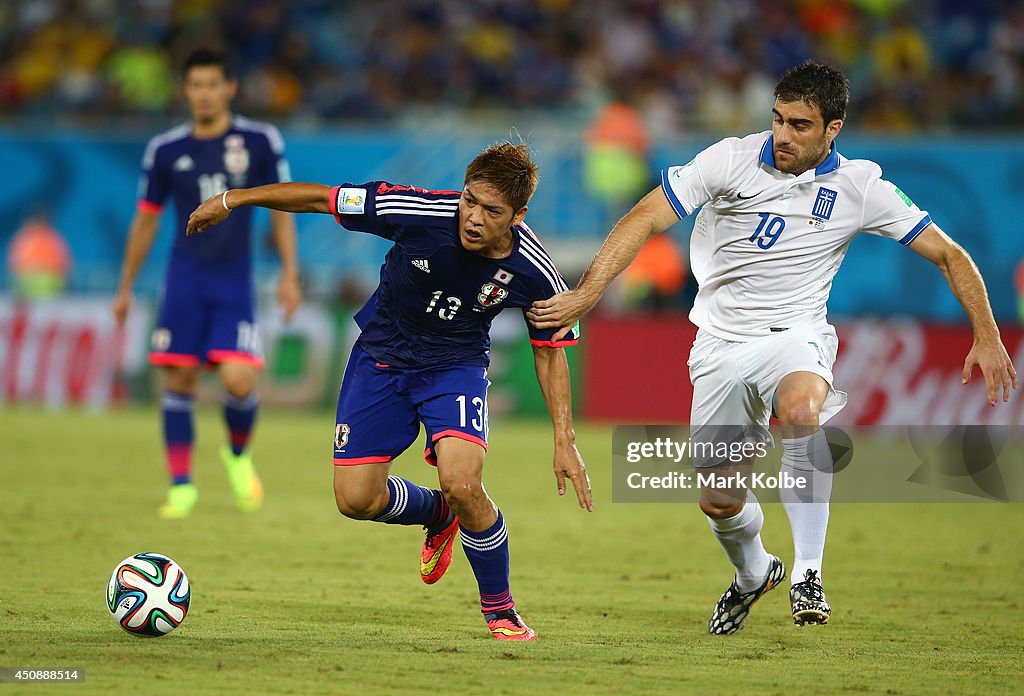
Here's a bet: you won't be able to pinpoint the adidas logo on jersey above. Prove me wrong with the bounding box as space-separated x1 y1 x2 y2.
412 259 430 273
173 155 195 171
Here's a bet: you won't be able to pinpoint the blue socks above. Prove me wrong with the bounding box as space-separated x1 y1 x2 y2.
162 391 194 485
373 475 446 526
223 391 259 456
460 511 514 614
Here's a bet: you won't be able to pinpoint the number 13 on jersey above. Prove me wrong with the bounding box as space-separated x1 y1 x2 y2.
427 290 462 320
456 394 487 434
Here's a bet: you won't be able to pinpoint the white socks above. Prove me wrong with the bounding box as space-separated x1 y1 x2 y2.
779 430 833 584
708 490 772 593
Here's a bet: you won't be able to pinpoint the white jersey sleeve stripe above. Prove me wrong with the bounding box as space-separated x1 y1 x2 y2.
233 116 286 154
375 208 456 218
374 200 457 212
518 244 569 293
142 124 190 169
519 222 541 243
518 234 568 290
374 203 457 214
376 194 459 206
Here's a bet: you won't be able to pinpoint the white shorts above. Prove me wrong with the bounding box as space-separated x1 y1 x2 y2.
687 324 848 460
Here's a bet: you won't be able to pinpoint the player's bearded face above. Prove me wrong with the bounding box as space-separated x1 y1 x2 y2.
771 99 839 175
183 66 236 123
459 182 526 257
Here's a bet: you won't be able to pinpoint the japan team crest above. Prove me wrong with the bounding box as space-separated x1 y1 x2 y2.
223 134 250 185
335 423 350 450
151 328 172 352
477 282 508 308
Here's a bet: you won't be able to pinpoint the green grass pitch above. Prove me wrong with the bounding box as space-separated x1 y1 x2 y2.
1 408 1022 694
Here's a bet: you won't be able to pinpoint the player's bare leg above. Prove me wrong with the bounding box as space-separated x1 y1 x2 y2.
333 462 392 519
217 361 263 512
775 371 833 625
702 459 785 634
159 366 199 518
436 437 535 641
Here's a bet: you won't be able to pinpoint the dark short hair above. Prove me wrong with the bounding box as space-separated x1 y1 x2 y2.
464 142 539 212
182 48 233 80
774 60 849 125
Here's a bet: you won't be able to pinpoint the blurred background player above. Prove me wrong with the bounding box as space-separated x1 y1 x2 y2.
583 84 651 233
6 209 71 301
112 48 302 519
529 60 1017 633
617 230 688 314
185 142 593 641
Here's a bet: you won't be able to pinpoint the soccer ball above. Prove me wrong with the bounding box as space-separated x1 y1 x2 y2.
106 552 190 636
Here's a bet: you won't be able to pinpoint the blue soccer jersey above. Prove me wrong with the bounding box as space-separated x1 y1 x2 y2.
141 116 289 368
330 181 579 369
139 116 290 276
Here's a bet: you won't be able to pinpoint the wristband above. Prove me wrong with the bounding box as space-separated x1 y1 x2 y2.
222 190 231 210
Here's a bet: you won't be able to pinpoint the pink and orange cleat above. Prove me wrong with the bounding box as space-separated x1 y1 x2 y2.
420 515 459 585
485 610 537 641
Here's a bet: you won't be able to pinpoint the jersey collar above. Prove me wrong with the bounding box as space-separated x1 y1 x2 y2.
759 135 840 176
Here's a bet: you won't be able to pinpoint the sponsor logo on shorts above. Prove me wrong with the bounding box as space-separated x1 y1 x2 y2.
808 341 829 369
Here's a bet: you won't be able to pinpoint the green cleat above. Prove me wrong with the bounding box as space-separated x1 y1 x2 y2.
220 446 263 513
159 483 198 519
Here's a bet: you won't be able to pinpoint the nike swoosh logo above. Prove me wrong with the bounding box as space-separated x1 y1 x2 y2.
736 191 762 200
420 536 452 575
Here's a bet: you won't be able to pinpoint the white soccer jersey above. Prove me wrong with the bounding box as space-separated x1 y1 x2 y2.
662 131 931 341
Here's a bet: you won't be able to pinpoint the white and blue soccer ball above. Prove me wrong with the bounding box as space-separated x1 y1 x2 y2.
106 552 190 636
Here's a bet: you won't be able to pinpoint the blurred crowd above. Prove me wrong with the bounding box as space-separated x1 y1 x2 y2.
2 0 1022 135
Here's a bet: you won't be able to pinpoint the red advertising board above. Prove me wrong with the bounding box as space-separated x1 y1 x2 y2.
0 298 150 409
582 315 1024 425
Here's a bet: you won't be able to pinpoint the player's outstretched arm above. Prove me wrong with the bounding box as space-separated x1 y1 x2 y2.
113 209 161 327
186 182 333 235
909 224 1018 405
532 344 593 511
526 185 679 341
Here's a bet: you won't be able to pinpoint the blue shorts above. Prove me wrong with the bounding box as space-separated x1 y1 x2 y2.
333 343 489 466
149 270 263 369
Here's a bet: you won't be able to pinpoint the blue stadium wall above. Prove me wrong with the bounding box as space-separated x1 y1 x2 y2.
0 128 1020 321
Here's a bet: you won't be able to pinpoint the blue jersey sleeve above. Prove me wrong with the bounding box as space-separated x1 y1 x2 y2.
139 138 171 213
258 125 290 186
525 311 580 348
516 224 580 348
329 181 460 240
